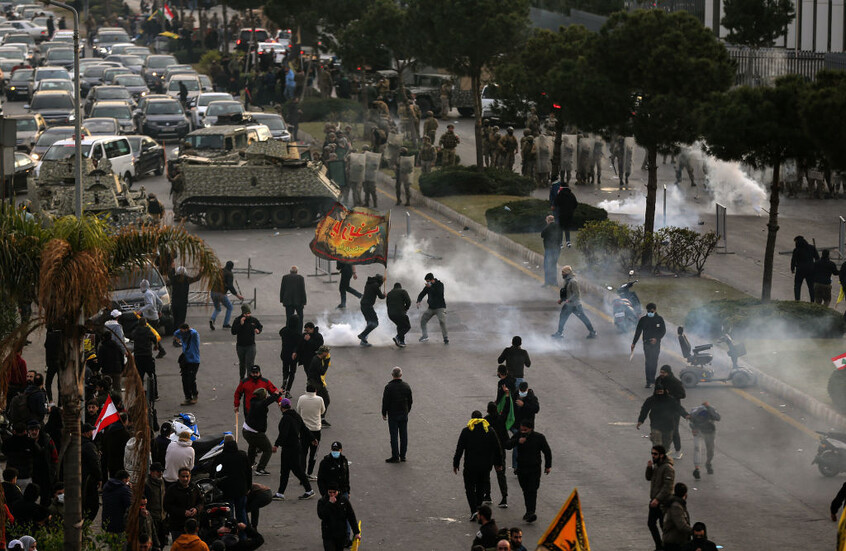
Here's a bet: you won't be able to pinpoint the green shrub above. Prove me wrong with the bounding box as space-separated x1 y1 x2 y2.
418 166 535 197
173 48 202 64
195 49 222 75
297 98 364 122
685 299 846 339
576 220 720 275
485 199 608 233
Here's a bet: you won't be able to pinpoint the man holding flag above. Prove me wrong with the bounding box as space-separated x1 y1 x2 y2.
92 394 120 439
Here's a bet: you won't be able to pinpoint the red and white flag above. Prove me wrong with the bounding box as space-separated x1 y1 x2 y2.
93 395 119 438
163 4 174 21
832 353 846 370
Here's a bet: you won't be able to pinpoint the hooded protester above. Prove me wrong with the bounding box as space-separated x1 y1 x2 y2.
164 432 196 484
657 365 686 459
791 235 819 301
681 522 718 551
453 411 503 519
278 314 302 396
215 438 252 525
357 274 385 346
662 482 692 550
244 387 280 476
637 385 689 451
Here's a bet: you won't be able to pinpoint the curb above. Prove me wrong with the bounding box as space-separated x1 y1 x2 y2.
395 178 846 430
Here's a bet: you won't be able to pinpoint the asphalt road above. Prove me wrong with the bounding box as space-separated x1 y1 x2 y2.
9 94 839 550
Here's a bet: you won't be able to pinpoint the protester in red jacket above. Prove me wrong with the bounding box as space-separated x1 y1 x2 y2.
234 365 281 414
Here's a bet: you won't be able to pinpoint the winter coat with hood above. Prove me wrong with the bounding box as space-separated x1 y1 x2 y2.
360 276 385 308
645 455 675 505
145 473 166 521
658 367 686 402
279 316 302 363
453 419 503 472
296 327 324 367
164 439 196 483
791 236 818 273
101 477 132 533
233 374 279 413
662 495 692 545
215 440 252 500
124 436 150 486
681 530 718 551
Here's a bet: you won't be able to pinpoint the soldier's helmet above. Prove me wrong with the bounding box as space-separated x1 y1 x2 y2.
507 126 514 134
526 136 534 142
422 136 431 142
447 124 454 129
400 147 408 154
493 126 499 132
362 145 371 151
530 106 537 113
523 129 530 136
327 132 336 140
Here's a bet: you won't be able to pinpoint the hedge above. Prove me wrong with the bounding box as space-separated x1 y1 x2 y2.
685 298 846 339
297 97 365 122
484 199 608 233
419 166 535 197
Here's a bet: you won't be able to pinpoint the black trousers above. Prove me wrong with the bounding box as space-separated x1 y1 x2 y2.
794 269 814 301
45 360 61 403
643 342 661 386
285 305 304 322
648 504 663 549
463 468 490 513
171 298 188 332
282 360 297 392
517 466 541 514
338 273 361 307
180 362 199 399
300 429 321 475
322 535 346 551
360 305 379 339
388 312 411 342
278 450 312 494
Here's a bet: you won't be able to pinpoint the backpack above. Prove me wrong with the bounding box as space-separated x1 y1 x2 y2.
8 390 33 425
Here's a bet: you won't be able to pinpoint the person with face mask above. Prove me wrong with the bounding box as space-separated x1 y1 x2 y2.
503 420 551 524
551 266 596 340
631 302 667 388
317 441 350 498
681 522 718 551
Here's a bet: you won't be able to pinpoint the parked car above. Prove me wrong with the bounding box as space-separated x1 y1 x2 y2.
114 74 150 99
165 74 201 101
81 117 121 136
105 54 143 74
42 46 74 69
38 135 135 184
32 77 73 95
26 89 74 126
236 27 269 51
30 125 92 160
188 92 231 128
141 54 178 91
109 263 171 322
11 151 35 190
134 97 190 140
5 20 46 41
28 65 70 99
203 99 244 127
127 135 164 179
88 100 134 134
93 29 131 57
102 66 132 85
84 84 134 116
8 112 46 150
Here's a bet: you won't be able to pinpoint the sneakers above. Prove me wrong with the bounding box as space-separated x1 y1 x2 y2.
586 332 597 339
307 474 318 481
419 336 428 342
156 348 167 358
255 469 270 476
550 332 563 339
645 383 653 389
674 450 684 460
322 418 331 427
392 336 402 348
706 463 713 474
222 324 231 329
298 490 315 500
359 339 372 347
443 338 449 345
336 304 346 309
385 457 400 463
523 512 537 523
209 320 215 331
498 498 508 509
470 511 478 522
272 493 285 501
566 241 572 248
400 457 406 462
693 468 700 480
180 398 193 406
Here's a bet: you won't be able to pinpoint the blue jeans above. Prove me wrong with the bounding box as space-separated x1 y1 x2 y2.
211 293 233 326
387 412 408 459
543 247 559 285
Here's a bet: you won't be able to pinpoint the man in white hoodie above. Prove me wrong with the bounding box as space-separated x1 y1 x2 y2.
163 431 195 484
139 279 166 358
297 383 326 480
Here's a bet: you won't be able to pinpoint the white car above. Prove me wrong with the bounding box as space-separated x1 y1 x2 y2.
258 41 287 64
6 20 47 40
165 74 202 101
190 92 232 128
202 99 244 127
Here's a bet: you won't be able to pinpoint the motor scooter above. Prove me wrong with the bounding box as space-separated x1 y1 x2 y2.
813 431 846 477
607 274 642 333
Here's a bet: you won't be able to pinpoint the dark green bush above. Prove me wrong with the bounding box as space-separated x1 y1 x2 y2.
685 298 846 339
419 166 535 197
297 98 365 122
485 199 607 233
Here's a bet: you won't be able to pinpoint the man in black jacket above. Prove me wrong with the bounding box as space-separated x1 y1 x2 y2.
416 272 448 344
163 467 204 540
81 423 101 521
279 265 307 321
631 302 667 388
168 266 202 346
272 399 315 500
504 420 551 523
382 366 412 463
658 365 687 460
245 388 280 475
472 505 499 549
454 411 503 520
553 182 578 247
386 282 411 348
295 322 323 373
317 485 361 551
813 248 839 307
231 304 263 380
484 402 509 509
791 235 819 301
215 438 252 525
498 336 531 387
637 385 690 451
132 317 160 392
317 441 351 498
357 274 385 346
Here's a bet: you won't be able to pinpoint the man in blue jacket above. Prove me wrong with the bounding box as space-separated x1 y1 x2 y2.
174 323 201 406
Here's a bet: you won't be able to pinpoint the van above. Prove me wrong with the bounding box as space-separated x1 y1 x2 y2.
36 135 136 184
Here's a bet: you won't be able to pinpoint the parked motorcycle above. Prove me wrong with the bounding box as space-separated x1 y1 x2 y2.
813 431 846 477
196 464 236 544
608 276 642 333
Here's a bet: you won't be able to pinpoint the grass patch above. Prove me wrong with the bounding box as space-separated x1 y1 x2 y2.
436 194 527 226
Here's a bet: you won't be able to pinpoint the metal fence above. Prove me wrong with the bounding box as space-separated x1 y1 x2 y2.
727 47 826 87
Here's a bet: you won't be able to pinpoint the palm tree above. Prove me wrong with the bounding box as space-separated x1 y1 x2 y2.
0 205 220 551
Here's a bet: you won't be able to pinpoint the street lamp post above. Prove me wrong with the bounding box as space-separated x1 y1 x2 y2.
40 0 82 217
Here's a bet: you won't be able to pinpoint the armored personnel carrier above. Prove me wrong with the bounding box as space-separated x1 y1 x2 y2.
29 157 150 226
170 139 341 229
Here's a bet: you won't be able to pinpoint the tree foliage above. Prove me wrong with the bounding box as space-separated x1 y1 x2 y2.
700 76 811 301
409 0 532 166
802 70 846 171
335 0 420 77
263 0 367 47
721 0 795 47
592 10 734 263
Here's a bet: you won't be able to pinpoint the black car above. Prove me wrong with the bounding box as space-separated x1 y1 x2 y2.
114 74 150 100
141 54 178 92
135 97 190 140
6 67 33 101
26 90 75 126
127 135 164 179
12 151 35 191
30 125 92 161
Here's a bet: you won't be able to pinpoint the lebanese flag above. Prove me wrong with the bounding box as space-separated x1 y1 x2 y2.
832 353 846 370
163 4 174 21
93 395 119 438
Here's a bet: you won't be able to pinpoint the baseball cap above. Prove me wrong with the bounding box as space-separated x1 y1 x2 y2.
331 441 342 451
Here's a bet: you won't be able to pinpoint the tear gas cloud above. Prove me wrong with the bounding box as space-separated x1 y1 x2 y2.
599 144 767 227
